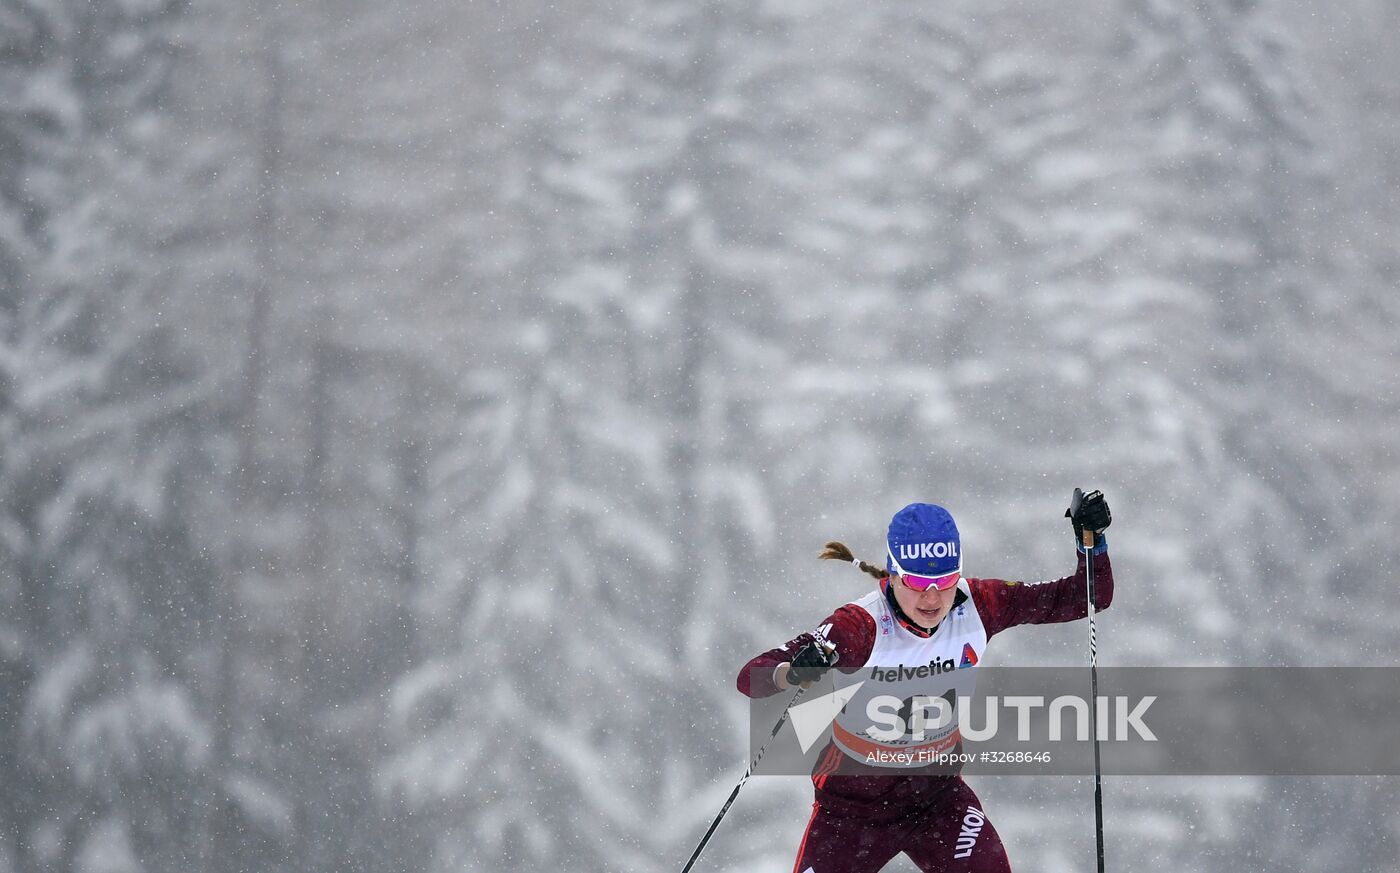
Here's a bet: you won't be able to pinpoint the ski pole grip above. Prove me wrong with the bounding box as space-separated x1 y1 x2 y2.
1068 487 1091 549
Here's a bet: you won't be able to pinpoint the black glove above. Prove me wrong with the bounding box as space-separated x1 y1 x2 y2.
788 640 839 685
1065 488 1112 541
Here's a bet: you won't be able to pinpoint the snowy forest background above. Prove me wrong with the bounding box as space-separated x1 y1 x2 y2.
2 0 1399 870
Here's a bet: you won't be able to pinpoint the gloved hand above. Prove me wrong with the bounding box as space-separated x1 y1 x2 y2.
1066 488 1111 544
784 640 840 687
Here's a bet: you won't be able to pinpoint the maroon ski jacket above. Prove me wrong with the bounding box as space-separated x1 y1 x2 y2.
737 549 1114 819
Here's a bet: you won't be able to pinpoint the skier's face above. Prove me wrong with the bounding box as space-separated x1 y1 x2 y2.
893 574 958 629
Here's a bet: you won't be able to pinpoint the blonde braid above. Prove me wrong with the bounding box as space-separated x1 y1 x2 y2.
818 541 888 581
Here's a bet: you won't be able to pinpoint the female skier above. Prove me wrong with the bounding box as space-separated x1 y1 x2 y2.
736 492 1113 873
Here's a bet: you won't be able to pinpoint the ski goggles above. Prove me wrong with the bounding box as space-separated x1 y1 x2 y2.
897 570 962 592
888 549 962 591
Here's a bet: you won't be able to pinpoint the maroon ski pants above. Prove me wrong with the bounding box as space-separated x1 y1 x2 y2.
791 779 1010 873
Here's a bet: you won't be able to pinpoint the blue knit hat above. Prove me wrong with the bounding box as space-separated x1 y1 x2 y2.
886 503 962 577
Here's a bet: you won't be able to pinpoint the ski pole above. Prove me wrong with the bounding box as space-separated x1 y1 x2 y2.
679 663 821 873
679 685 804 873
1083 524 1106 873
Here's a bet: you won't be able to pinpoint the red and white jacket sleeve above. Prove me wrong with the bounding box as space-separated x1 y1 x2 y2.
736 604 877 699
968 550 1114 639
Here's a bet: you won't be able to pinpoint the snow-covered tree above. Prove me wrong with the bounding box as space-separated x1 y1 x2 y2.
0 2 215 870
